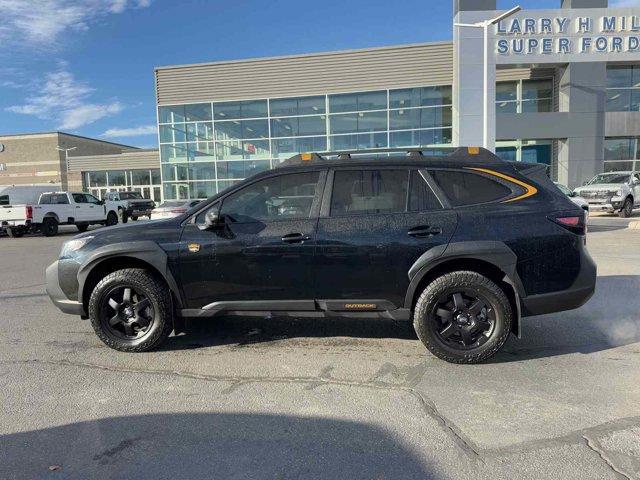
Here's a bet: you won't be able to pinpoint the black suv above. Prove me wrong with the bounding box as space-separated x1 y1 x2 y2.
46 148 596 363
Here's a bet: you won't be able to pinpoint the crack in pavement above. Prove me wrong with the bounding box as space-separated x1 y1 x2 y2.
583 435 632 480
5 358 640 467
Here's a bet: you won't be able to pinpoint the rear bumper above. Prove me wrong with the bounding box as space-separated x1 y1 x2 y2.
520 245 597 317
45 261 85 316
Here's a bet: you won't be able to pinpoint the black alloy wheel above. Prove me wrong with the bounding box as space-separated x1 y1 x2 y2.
413 271 512 364
100 286 154 340
432 290 495 350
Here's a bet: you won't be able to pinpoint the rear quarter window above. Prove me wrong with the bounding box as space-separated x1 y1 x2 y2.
428 170 513 207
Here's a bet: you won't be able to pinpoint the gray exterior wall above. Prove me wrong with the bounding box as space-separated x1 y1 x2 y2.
155 43 454 105
67 149 159 172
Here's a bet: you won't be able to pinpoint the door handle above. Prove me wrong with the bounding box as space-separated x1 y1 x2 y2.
75 206 81 208
408 226 442 238
281 233 310 243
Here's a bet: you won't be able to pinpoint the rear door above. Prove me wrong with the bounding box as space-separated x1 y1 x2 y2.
314 168 457 308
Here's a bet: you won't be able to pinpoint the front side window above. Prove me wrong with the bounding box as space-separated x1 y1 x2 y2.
220 171 320 222
85 194 101 204
330 170 408 215
72 193 87 203
429 170 513 206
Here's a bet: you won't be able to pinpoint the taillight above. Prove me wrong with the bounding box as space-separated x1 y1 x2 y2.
548 212 586 235
25 205 33 220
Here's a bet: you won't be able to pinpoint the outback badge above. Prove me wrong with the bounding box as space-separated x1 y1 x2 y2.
187 243 201 253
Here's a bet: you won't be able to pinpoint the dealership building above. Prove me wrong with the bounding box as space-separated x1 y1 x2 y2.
154 0 640 200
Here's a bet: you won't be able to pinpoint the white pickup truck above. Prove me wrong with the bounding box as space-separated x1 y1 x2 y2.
31 192 123 236
0 204 33 237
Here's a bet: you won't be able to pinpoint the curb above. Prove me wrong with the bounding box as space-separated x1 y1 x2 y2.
629 221 640 230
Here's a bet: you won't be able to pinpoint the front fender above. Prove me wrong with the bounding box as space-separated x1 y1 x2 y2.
76 241 183 309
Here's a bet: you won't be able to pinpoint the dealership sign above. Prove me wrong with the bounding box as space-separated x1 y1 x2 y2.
494 9 640 64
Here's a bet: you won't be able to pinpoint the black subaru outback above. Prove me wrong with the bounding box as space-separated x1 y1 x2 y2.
46 147 596 363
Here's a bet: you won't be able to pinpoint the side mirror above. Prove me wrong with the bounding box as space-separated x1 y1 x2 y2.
198 209 221 231
569 191 576 197
633 178 640 185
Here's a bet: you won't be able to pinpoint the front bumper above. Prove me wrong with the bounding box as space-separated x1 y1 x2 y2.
520 245 597 317
45 261 85 316
585 196 624 212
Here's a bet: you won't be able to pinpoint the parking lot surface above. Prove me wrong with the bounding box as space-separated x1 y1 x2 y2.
1 216 639 479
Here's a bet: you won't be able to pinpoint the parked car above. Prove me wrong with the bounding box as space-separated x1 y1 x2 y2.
46 147 596 364
554 182 589 215
0 186 61 237
0 204 32 237
32 192 120 236
573 171 640 217
151 200 201 219
104 191 155 222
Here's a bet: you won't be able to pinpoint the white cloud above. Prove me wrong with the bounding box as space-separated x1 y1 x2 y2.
102 125 157 137
6 69 123 130
0 0 153 47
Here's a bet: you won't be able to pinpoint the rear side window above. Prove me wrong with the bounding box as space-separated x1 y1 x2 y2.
409 170 442 211
428 170 512 206
40 194 69 205
331 170 408 215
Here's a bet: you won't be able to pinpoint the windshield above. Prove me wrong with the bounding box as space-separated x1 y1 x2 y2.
119 192 143 200
586 173 629 185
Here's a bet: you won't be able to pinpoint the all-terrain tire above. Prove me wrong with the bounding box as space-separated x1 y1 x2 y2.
6 227 24 238
413 271 512 364
619 197 633 218
88 268 173 352
42 217 59 237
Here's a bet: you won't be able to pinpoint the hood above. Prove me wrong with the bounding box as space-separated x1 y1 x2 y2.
73 218 182 245
574 183 623 193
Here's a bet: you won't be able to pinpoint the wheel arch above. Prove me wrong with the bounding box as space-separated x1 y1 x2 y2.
43 212 60 222
405 242 524 337
77 242 184 331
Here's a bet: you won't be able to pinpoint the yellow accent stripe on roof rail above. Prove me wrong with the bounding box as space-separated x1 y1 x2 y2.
466 167 538 203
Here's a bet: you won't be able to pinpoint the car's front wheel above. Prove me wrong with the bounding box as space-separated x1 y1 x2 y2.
413 271 512 364
88 268 173 352
619 197 633 218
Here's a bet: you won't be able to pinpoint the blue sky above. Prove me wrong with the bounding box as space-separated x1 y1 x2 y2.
0 0 633 147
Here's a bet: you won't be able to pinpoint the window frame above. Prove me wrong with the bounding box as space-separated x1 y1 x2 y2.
190 169 327 226
427 168 522 208
320 167 449 218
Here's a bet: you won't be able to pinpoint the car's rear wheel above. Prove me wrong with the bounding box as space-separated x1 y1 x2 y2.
413 271 512 364
131 216 138 221
619 197 633 218
106 211 118 226
76 223 89 232
88 268 173 352
42 217 58 237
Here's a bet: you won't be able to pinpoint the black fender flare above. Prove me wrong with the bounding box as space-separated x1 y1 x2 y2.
76 241 184 325
404 241 525 336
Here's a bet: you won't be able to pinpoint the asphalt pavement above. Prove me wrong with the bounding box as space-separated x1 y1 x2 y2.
0 215 639 479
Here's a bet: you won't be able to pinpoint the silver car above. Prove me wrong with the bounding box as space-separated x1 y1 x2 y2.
151 200 201 219
573 171 640 218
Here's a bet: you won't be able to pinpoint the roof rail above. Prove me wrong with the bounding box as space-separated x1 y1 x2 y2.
277 147 498 167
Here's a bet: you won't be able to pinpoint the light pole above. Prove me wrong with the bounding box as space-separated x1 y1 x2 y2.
455 6 521 150
56 145 77 190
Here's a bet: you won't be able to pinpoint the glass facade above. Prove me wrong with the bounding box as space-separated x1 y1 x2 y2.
495 139 553 165
604 137 640 171
606 66 640 112
84 169 162 201
496 79 553 114
158 85 453 200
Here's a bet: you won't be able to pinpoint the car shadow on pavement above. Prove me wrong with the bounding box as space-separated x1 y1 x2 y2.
165 275 640 363
0 413 436 480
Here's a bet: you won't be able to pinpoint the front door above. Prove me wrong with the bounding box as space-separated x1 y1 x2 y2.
71 193 91 221
314 168 457 308
179 170 325 309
